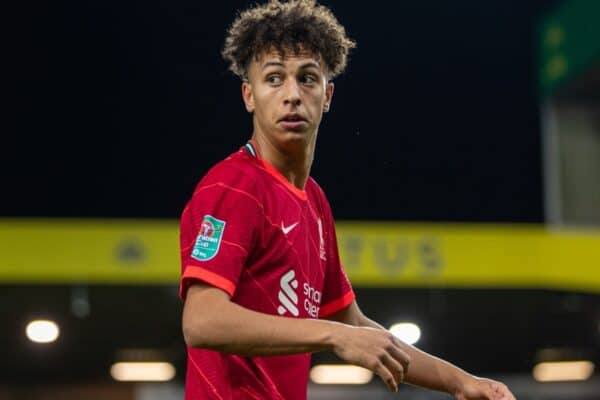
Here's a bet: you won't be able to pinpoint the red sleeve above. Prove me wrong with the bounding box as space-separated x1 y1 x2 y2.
317 192 355 318
179 165 261 301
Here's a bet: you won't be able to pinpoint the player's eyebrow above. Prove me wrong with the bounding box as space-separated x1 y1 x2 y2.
299 61 321 70
260 60 321 71
261 61 285 70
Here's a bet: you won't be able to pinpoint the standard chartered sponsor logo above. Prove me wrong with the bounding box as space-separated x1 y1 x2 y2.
277 269 299 316
303 282 321 318
277 269 322 318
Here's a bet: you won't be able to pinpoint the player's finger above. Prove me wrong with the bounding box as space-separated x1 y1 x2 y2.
388 341 411 375
485 387 497 400
373 361 398 393
500 388 516 400
502 386 517 400
494 382 516 400
381 352 405 385
491 388 507 400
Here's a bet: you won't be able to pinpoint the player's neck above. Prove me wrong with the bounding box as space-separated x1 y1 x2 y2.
251 132 316 191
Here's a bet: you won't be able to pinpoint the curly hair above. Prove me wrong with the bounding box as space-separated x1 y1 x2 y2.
222 0 356 80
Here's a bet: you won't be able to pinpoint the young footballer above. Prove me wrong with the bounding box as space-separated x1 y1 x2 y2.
180 1 516 399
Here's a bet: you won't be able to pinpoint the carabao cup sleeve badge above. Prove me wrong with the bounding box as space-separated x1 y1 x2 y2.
191 215 226 261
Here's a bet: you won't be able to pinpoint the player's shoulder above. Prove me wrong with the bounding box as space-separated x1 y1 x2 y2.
194 147 262 194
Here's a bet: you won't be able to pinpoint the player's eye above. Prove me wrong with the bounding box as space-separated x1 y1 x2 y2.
300 74 317 85
266 74 283 85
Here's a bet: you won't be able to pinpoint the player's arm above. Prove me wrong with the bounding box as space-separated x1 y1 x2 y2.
182 282 410 392
183 283 336 355
324 301 516 400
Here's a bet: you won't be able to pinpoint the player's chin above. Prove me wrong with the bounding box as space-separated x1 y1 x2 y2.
274 131 312 152
277 126 312 140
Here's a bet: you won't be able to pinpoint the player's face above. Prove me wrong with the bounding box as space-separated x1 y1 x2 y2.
242 48 334 151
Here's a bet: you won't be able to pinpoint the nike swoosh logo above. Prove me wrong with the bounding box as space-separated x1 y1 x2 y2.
281 221 299 235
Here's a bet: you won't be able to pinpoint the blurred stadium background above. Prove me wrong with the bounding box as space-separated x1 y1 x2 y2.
3 0 600 399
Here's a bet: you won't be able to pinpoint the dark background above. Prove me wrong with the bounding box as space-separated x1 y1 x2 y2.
8 0 600 389
7 0 560 221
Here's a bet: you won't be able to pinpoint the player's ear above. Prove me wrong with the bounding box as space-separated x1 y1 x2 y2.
241 79 254 113
323 81 334 113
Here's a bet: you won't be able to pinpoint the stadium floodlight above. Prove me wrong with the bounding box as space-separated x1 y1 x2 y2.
533 361 595 382
110 362 176 382
389 322 421 345
310 364 373 385
25 320 60 344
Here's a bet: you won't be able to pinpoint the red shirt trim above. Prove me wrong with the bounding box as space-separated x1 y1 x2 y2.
248 139 261 157
318 289 356 318
246 139 308 201
180 266 236 298
258 158 308 201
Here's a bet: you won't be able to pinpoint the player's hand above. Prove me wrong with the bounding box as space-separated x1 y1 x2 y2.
330 325 410 393
454 376 516 400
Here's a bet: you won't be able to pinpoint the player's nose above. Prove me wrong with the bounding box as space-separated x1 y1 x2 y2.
282 79 301 107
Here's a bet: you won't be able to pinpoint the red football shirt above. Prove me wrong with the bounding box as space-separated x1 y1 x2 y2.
179 141 355 400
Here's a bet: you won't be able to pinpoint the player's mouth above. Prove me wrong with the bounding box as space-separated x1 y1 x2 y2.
278 114 308 130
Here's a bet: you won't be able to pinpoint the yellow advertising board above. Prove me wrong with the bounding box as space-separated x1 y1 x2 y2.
336 222 600 292
1 219 599 292
0 219 179 284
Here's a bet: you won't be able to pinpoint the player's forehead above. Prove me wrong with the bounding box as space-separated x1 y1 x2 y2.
251 46 325 72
